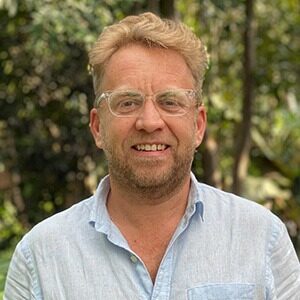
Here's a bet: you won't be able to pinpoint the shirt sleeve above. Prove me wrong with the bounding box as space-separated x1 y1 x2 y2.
4 239 40 300
268 219 300 299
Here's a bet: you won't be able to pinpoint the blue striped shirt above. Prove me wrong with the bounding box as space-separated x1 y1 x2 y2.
4 173 300 299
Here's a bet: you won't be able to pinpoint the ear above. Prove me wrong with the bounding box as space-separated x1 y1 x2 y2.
194 105 207 148
90 108 104 149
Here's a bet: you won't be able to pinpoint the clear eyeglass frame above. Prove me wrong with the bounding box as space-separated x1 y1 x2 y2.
94 88 200 117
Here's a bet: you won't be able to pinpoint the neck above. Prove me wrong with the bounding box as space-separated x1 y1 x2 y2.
107 175 191 228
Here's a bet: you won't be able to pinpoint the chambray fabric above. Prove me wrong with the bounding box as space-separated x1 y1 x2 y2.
4 173 300 299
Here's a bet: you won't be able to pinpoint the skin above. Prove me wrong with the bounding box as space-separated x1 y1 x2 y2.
90 43 207 281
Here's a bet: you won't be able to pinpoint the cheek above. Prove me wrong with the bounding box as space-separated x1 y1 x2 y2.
101 119 133 150
165 121 193 151
185 121 200 149
176 117 197 140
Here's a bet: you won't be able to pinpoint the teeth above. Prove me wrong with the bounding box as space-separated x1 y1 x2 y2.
136 144 167 151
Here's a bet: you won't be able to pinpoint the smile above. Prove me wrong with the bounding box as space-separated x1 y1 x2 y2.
134 144 168 151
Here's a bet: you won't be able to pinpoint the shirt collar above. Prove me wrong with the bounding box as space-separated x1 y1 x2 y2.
186 172 204 221
89 174 111 233
89 172 204 232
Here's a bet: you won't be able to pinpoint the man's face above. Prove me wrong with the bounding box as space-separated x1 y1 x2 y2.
90 44 206 197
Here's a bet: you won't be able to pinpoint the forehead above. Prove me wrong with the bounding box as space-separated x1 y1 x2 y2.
101 43 195 91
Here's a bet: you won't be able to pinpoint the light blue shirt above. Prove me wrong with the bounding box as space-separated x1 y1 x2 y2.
4 173 300 299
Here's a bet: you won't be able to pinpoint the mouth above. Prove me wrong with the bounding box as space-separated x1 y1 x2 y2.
132 143 169 152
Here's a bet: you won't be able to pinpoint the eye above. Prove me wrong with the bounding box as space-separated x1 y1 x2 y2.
156 92 187 112
110 92 143 114
119 99 140 109
160 98 179 108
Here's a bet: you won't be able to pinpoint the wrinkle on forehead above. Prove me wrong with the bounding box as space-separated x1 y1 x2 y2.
101 43 195 93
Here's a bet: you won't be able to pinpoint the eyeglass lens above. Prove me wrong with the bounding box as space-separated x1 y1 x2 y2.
108 90 195 116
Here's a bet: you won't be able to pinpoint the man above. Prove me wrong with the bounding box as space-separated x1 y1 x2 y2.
4 12 300 299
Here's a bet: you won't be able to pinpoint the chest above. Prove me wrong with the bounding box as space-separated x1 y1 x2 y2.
39 227 267 300
116 217 180 283
127 231 174 282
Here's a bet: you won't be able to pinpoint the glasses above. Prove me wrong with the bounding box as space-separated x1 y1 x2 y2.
95 89 199 117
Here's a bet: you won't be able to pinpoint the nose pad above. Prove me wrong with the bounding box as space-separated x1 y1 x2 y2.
135 96 165 132
143 95 161 115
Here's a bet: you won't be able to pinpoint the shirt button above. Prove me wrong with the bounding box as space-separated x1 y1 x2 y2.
130 255 138 263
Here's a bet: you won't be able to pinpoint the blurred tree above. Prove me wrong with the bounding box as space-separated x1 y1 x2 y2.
232 0 255 195
0 0 140 247
178 0 299 251
0 0 299 255
160 0 175 18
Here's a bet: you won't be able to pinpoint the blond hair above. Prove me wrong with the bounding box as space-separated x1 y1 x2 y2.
89 12 208 99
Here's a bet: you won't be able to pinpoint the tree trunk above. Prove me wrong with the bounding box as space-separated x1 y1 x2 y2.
147 0 160 15
159 0 175 19
232 0 256 195
202 132 222 188
5 132 31 229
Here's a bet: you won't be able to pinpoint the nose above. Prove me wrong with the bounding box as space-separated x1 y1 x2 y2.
135 96 165 132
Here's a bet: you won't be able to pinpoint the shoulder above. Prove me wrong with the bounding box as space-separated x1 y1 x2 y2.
197 182 273 214
21 195 95 246
196 181 285 236
195 182 292 260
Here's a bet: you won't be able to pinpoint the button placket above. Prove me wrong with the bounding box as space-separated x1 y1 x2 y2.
151 247 174 300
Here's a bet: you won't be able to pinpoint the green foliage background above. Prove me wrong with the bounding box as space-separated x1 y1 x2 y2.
0 0 299 292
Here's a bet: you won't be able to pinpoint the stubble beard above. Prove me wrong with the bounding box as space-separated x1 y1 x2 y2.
103 145 195 200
